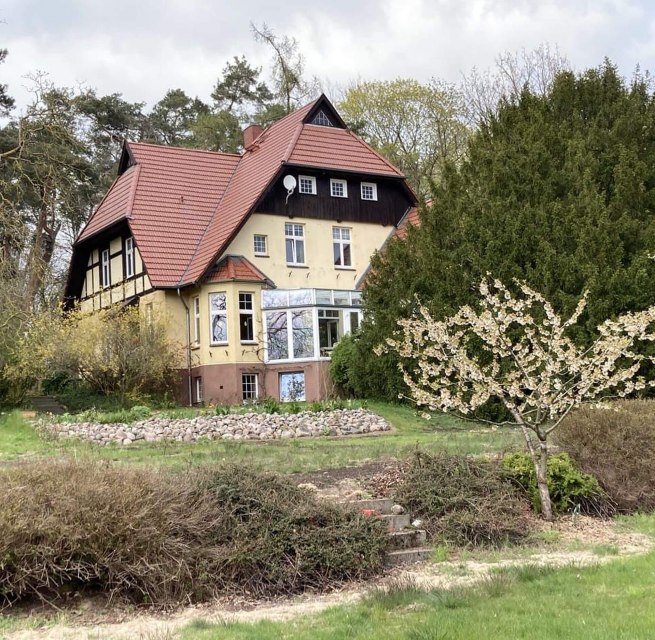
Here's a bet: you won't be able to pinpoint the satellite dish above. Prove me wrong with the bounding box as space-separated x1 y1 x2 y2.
283 175 297 204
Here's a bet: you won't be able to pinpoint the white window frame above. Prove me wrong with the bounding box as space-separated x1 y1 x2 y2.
241 373 259 402
193 296 201 345
101 249 111 288
209 292 228 345
361 182 378 201
263 308 315 362
124 237 135 278
285 223 305 265
332 227 352 268
253 234 268 256
330 178 348 198
239 292 255 344
299 175 317 195
318 308 342 355
279 371 306 402
195 376 203 403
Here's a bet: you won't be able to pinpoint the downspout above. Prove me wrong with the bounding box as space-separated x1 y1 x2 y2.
177 287 193 407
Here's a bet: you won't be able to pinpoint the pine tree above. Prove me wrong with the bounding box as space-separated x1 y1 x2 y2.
349 62 655 400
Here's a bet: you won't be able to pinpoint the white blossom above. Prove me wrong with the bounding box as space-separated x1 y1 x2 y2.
382 277 655 519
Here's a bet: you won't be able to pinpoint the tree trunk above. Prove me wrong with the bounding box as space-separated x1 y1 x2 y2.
535 437 553 521
515 417 554 521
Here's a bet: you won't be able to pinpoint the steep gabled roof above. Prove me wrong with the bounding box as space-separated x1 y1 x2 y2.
71 95 413 293
75 142 240 287
179 99 318 284
77 164 140 242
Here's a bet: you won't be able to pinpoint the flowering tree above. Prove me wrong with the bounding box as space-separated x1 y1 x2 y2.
382 278 655 520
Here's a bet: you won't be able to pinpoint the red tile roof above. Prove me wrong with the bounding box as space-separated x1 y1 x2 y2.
204 255 271 284
395 207 420 239
77 165 139 241
76 143 240 287
179 100 317 284
73 95 411 291
288 125 403 177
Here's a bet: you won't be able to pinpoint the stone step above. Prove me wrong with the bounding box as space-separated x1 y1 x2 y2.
380 513 411 531
348 498 395 515
385 547 433 568
388 529 427 551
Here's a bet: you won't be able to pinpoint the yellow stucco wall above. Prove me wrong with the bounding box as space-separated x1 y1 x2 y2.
76 215 390 370
224 214 393 290
164 283 266 369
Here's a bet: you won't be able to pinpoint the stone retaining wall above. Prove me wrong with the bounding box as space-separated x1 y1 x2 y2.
45 409 391 446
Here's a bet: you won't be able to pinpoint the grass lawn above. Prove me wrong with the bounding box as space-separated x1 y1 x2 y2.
0 402 522 472
179 546 655 640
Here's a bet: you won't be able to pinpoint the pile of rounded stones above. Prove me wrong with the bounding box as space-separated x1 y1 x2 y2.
46 409 391 446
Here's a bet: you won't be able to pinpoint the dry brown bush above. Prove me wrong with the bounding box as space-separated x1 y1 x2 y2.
555 400 655 512
200 465 389 596
0 461 219 608
0 461 388 609
393 451 533 547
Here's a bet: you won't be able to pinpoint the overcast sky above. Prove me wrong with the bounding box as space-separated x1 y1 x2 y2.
2 0 653 113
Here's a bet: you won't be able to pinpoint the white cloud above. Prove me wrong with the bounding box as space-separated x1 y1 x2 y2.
1 0 653 113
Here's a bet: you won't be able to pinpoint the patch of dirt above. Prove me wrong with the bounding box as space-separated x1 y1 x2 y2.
4 476 654 640
291 460 401 501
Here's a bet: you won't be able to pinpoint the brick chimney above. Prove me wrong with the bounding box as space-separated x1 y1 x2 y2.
243 124 263 150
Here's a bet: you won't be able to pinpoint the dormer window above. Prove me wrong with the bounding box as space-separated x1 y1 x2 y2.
312 110 333 127
361 182 378 201
330 179 348 198
299 175 317 195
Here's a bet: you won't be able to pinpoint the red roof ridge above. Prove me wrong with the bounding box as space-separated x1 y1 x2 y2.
125 164 141 219
127 140 241 158
180 101 320 286
283 122 305 162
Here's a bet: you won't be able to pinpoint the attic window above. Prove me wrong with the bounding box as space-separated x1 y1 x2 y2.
299 175 316 195
361 182 378 201
330 179 348 198
312 110 333 127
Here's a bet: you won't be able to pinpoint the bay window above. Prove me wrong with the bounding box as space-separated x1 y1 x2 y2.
193 296 200 345
262 289 362 363
209 292 227 344
239 292 255 343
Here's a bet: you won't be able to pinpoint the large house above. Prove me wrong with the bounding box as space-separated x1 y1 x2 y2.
64 96 417 404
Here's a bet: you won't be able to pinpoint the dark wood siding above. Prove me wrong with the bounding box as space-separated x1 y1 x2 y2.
255 170 413 226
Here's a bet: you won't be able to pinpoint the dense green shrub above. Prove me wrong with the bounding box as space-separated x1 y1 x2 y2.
329 333 358 396
393 451 532 547
0 461 388 608
501 452 611 516
356 64 655 402
555 401 655 512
